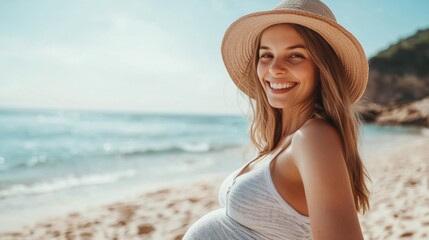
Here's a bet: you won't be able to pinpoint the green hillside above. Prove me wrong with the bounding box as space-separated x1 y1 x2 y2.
364 28 429 105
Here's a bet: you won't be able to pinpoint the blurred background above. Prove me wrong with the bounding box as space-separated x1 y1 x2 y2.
0 0 428 239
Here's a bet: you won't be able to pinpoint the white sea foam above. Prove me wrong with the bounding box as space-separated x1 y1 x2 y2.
116 142 218 156
27 155 48 167
180 142 211 152
0 169 136 198
35 113 80 124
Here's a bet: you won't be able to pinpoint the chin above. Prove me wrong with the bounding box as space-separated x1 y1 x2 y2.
267 100 288 109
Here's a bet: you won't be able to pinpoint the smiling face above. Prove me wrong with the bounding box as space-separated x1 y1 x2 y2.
256 24 320 109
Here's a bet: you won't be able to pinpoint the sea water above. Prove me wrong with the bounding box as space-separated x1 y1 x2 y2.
0 108 425 231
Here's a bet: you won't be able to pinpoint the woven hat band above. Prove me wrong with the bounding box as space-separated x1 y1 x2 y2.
221 0 369 104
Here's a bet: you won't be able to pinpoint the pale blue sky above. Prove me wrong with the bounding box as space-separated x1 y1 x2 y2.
0 0 428 115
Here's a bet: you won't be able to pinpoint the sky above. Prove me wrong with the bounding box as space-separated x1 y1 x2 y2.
0 0 428 115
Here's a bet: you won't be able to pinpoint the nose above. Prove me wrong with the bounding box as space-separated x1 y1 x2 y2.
268 57 287 76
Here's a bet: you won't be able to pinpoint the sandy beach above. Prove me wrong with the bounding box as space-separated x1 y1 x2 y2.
0 136 428 240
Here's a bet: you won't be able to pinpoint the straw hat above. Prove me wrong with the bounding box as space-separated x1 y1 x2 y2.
221 0 368 104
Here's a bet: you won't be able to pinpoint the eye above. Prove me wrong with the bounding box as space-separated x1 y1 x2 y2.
259 53 273 58
290 53 304 59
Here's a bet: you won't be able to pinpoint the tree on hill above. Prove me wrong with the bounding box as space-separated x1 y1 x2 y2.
364 28 429 106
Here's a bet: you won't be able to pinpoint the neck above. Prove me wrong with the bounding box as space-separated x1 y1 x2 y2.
281 101 315 138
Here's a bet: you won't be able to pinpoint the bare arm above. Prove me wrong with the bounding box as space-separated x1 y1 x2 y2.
292 119 363 240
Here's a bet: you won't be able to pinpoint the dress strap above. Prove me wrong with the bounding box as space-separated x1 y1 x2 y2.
270 114 315 157
233 115 315 181
268 133 294 160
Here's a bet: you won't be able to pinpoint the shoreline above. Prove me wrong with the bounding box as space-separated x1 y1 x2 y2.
0 172 227 238
1 137 428 239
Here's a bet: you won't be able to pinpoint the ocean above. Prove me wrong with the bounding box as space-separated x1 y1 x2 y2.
0 108 426 231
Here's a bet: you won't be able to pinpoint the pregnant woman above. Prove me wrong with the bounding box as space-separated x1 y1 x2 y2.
184 0 371 239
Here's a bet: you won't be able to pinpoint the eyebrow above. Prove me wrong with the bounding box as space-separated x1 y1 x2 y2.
259 44 307 50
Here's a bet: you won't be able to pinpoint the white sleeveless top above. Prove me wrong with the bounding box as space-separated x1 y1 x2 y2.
183 134 312 239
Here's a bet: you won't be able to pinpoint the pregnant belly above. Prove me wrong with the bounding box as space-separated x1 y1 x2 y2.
183 208 265 240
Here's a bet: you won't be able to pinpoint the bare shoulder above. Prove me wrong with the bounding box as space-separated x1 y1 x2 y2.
290 118 363 239
290 117 347 195
292 118 343 155
289 117 346 188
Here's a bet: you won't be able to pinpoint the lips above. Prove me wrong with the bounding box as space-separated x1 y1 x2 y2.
265 80 298 94
265 80 298 89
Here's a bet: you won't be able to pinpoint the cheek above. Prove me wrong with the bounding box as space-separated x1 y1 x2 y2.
300 64 319 86
308 65 320 87
256 63 265 82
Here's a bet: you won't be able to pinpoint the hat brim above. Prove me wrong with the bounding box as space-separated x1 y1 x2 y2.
221 9 368 104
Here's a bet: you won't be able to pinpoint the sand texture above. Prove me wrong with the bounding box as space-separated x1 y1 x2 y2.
0 138 428 240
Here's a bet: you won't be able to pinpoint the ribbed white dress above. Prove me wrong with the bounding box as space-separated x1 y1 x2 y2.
183 135 312 239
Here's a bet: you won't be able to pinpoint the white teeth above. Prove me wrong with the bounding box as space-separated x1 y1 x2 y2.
269 82 296 89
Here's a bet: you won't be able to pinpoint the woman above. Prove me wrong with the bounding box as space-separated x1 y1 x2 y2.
184 0 371 239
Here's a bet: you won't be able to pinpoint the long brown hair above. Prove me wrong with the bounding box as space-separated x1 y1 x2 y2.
240 23 371 214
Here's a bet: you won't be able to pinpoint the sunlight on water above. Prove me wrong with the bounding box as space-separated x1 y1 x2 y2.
0 108 425 232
